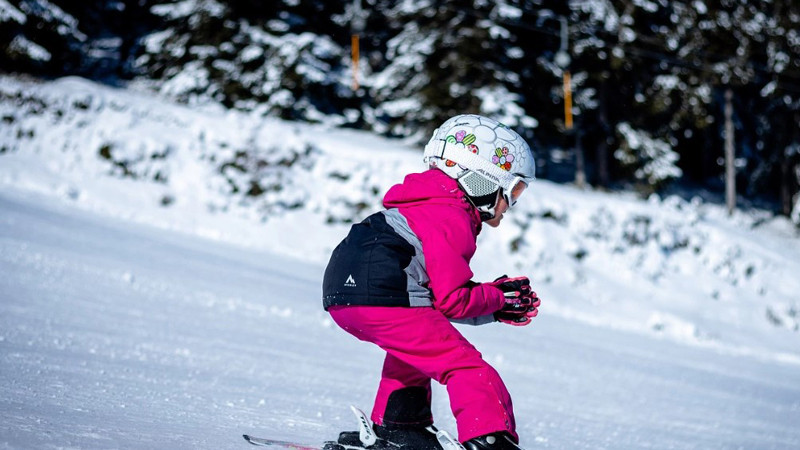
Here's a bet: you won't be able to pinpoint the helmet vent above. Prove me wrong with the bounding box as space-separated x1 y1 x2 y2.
460 171 499 197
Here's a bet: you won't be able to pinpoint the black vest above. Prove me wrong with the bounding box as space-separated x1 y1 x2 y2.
322 212 417 309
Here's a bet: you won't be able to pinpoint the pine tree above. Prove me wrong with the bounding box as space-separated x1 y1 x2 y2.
134 0 353 116
1 0 86 76
365 0 533 140
4 0 799 220
1 1 159 80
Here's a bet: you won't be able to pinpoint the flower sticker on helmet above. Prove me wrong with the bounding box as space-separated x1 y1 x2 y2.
493 147 514 171
445 130 478 167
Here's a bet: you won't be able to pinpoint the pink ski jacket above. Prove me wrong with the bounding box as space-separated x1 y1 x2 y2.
323 169 505 322
383 170 506 320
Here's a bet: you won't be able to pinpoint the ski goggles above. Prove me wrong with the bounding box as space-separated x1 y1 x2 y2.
458 171 528 209
502 178 528 208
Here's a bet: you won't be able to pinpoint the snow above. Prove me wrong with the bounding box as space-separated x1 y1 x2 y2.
16 0 85 41
615 122 682 186
474 86 536 130
7 35 51 62
240 45 264 63
0 0 26 24
692 1 708 15
2 75 800 449
151 0 225 20
159 61 210 98
495 3 523 20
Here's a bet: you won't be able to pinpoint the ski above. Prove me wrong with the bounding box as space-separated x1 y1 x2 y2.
435 429 466 450
242 434 323 449
242 434 366 449
244 405 463 449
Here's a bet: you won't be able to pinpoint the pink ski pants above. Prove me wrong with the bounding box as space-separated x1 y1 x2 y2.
329 305 517 443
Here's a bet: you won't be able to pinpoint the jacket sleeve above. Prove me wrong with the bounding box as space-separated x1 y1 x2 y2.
437 281 505 320
420 213 506 320
450 314 498 326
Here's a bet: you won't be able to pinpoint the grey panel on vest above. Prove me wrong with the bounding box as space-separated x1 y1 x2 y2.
381 209 432 307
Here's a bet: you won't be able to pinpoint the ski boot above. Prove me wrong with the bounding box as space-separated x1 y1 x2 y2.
332 424 442 449
374 424 442 449
462 432 522 450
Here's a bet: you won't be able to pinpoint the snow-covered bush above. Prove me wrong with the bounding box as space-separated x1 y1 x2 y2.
216 138 320 213
0 76 388 223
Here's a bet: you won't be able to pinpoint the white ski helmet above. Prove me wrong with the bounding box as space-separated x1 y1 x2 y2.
423 114 535 220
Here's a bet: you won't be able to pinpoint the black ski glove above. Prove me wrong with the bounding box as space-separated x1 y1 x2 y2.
489 275 540 326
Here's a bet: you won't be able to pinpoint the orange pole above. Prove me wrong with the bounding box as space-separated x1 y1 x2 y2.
563 70 573 130
351 34 360 91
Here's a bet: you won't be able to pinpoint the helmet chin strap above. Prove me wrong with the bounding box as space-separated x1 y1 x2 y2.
461 185 501 222
477 205 498 222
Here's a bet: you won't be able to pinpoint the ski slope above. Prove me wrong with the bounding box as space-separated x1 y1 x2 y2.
2 190 799 450
2 75 800 449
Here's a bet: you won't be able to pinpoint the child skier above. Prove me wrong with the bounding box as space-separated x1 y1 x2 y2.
322 114 540 450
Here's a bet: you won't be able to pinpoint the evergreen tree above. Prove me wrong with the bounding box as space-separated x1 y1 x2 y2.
1 0 86 76
659 0 799 213
2 0 799 220
134 0 353 117
751 0 800 217
1 1 158 80
366 0 534 140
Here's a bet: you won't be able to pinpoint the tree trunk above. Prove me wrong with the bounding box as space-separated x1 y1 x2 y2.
781 147 792 217
724 88 736 216
596 74 610 188
781 112 800 217
574 127 586 189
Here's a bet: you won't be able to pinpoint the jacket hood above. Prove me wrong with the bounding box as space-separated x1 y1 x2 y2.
383 169 482 231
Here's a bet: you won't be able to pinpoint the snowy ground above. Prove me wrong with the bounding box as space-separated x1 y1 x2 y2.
2 76 800 449
2 190 800 450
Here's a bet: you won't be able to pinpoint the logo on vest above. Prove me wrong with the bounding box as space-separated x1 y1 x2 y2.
344 274 357 287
